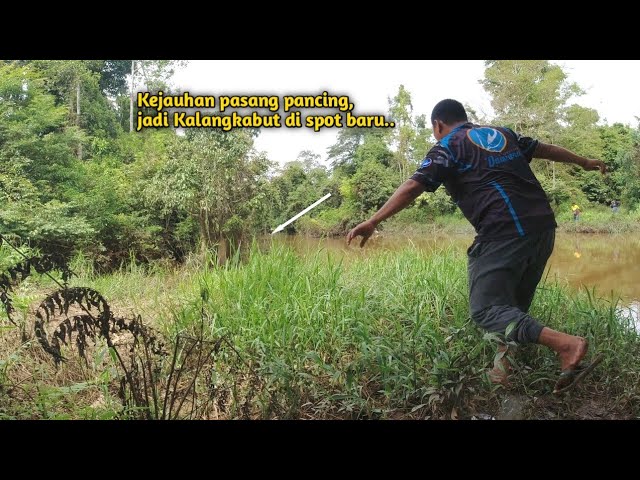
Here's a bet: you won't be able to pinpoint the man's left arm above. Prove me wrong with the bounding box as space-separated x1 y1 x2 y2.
504 127 606 175
533 142 607 174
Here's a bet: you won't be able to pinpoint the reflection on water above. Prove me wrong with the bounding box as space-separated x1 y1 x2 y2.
617 302 640 333
271 232 640 304
548 234 640 306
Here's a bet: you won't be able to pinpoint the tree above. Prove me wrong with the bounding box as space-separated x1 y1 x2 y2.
388 85 417 182
411 114 433 166
27 60 124 146
481 60 587 189
558 105 603 157
480 60 582 140
327 126 368 175
268 151 334 232
144 128 272 264
128 60 188 132
352 130 393 169
96 60 132 97
348 160 396 218
597 123 640 206
0 63 93 254
553 105 607 203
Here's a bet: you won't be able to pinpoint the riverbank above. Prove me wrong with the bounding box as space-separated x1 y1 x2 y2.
1 242 638 419
297 209 640 238
381 210 640 236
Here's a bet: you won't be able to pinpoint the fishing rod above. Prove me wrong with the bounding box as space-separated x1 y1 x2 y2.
271 193 332 234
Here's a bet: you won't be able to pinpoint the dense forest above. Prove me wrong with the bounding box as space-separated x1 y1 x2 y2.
2 60 639 268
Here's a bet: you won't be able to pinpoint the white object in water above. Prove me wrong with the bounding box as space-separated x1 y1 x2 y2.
271 193 332 234
617 301 640 334
627 302 640 333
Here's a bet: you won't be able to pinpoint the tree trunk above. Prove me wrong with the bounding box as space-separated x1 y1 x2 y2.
198 212 209 257
130 60 135 133
217 237 229 267
76 81 82 160
197 210 232 266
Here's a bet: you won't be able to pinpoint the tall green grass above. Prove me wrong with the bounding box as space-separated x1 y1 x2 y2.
152 241 640 419
3 240 639 419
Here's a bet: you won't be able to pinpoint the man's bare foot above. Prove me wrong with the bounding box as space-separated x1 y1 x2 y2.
557 336 588 371
537 327 588 371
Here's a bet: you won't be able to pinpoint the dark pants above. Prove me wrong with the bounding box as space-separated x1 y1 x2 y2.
467 228 555 344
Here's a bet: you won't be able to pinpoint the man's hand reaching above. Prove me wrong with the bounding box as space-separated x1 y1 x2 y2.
345 179 426 248
534 143 608 176
581 158 607 175
347 220 377 248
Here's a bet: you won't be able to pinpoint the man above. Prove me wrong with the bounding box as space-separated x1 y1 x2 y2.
346 99 606 393
571 203 581 221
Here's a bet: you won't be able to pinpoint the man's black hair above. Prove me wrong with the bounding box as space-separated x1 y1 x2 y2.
431 99 468 125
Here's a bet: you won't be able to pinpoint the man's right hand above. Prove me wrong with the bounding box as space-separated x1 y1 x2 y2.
581 158 607 174
347 220 377 248
345 179 426 247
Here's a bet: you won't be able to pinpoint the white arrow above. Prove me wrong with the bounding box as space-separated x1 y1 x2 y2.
271 193 332 234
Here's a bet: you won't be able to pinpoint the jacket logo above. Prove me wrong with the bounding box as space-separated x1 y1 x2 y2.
467 128 506 152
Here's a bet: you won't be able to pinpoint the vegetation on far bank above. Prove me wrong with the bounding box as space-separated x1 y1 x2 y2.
1 60 639 268
297 208 640 238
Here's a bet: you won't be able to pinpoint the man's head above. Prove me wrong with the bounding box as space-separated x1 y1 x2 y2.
431 99 468 141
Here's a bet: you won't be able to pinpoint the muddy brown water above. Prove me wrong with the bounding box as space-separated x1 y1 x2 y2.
269 232 640 325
